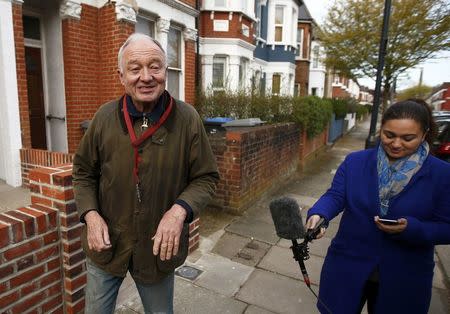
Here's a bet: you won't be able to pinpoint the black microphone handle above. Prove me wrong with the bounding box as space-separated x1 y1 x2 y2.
291 240 311 288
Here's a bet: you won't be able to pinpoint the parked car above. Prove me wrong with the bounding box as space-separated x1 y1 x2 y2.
433 111 450 121
432 118 450 162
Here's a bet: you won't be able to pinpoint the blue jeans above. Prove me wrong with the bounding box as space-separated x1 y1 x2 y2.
85 259 174 314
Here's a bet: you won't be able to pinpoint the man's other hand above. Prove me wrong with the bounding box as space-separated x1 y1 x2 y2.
152 204 187 261
84 210 112 252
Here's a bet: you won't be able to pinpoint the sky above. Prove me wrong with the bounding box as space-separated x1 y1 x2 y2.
302 0 450 91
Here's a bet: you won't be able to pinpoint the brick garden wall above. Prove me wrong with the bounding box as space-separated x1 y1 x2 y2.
299 128 328 168
208 123 301 212
20 149 74 187
1 165 200 313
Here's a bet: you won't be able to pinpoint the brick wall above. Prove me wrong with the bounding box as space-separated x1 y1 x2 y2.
179 0 196 7
20 148 74 187
200 12 254 44
62 4 134 154
97 4 134 105
332 86 350 99
298 128 328 167
208 123 300 212
1 165 200 313
13 3 31 149
185 40 196 105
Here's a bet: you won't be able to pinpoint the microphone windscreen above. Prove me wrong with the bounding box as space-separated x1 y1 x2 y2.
269 197 306 240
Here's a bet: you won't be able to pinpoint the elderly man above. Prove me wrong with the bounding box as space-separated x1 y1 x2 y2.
73 33 219 313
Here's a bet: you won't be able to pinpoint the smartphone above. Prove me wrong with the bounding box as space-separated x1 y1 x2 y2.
378 218 399 225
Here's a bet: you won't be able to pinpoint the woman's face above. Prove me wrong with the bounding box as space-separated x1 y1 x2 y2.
380 119 426 160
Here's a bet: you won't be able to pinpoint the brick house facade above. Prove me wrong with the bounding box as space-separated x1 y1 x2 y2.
0 0 198 186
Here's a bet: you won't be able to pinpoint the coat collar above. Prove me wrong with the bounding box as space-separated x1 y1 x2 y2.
118 91 176 135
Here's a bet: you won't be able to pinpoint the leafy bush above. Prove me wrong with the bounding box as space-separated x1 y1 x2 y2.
330 98 348 119
355 104 369 119
196 90 333 138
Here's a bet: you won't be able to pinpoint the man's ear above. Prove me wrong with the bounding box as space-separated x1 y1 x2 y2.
118 69 125 85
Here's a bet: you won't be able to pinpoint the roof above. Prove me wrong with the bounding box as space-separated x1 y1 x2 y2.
298 3 314 21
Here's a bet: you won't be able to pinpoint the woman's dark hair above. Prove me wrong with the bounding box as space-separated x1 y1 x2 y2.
381 99 436 146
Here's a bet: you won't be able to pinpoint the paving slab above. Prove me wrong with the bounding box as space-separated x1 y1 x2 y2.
244 305 276 314
258 245 323 286
212 232 271 267
226 216 279 245
436 245 450 282
284 193 318 210
434 264 448 290
236 269 319 314
430 287 450 314
116 277 248 314
193 253 254 297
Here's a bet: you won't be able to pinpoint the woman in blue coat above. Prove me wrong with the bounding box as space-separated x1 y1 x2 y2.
306 99 450 314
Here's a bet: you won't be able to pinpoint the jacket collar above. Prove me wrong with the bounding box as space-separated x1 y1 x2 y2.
118 91 176 135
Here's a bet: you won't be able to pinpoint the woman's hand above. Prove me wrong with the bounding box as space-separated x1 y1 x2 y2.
305 214 327 239
374 216 408 234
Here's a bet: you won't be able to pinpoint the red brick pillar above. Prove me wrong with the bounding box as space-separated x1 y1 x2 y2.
29 165 85 314
12 2 31 148
97 3 134 105
183 28 197 105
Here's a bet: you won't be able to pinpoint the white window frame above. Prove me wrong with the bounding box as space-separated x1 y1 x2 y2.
296 28 303 58
274 5 284 43
167 26 183 100
312 45 320 68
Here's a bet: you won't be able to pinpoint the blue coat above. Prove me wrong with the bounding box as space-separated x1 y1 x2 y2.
308 148 450 314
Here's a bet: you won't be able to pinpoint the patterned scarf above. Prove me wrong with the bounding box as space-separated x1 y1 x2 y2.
377 142 429 216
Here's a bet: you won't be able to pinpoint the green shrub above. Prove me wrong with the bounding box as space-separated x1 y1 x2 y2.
355 104 369 119
331 98 348 119
196 90 333 138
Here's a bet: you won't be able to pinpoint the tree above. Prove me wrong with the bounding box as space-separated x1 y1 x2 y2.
396 84 433 101
320 0 450 111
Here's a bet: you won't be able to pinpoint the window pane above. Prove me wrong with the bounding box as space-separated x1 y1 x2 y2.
168 28 181 68
167 69 180 99
297 28 303 42
136 16 155 37
23 16 41 40
272 74 281 94
275 6 284 24
213 57 226 88
275 27 283 42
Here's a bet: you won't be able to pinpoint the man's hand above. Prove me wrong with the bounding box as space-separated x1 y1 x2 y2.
84 210 112 252
374 216 408 234
305 214 327 239
152 204 187 261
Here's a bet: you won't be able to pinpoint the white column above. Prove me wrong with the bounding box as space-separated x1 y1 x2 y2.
228 55 240 92
114 0 137 24
202 55 213 94
0 0 22 186
156 18 170 54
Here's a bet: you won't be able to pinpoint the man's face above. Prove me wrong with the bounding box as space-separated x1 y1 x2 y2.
119 39 167 109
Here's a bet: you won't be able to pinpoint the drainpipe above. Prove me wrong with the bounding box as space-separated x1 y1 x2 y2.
195 0 201 93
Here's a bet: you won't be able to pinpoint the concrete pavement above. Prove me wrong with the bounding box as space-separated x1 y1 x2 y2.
115 120 450 314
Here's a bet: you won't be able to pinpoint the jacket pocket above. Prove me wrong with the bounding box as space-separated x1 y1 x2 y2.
156 223 189 273
81 226 120 265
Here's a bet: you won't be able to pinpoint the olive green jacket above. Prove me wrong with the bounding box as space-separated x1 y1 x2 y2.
73 95 219 283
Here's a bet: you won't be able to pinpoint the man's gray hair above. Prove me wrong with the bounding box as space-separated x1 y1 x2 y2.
117 33 167 73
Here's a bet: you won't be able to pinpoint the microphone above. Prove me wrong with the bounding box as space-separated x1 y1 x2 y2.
269 197 306 240
269 197 332 313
